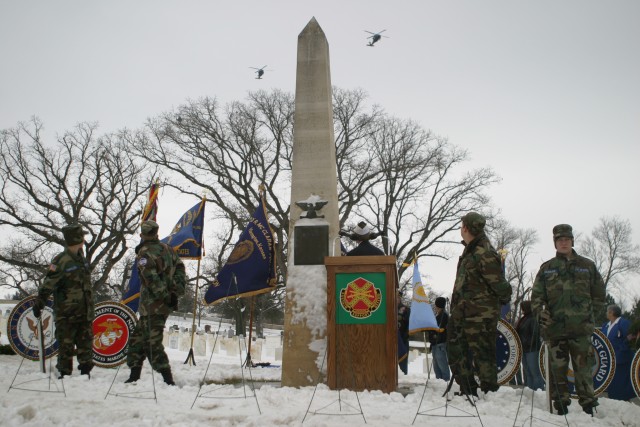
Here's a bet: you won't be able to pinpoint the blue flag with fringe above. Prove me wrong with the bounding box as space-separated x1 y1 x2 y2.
204 193 277 305
161 200 205 259
408 260 440 334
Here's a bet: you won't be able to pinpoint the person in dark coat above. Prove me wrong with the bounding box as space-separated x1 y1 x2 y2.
602 304 635 401
516 301 544 391
428 297 450 381
346 222 385 256
398 294 411 375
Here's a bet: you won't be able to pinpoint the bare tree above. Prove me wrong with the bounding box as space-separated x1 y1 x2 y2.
488 219 539 322
0 118 154 299
578 216 640 293
130 88 500 314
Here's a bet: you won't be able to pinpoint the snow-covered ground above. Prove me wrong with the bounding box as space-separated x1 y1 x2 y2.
2 341 640 427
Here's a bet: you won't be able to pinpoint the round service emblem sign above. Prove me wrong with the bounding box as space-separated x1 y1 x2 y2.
630 350 640 397
92 301 137 368
7 296 58 360
539 328 615 396
496 319 523 385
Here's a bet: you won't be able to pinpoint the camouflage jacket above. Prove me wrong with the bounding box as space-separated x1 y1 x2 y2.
451 233 512 322
38 248 94 321
136 239 186 316
531 249 606 338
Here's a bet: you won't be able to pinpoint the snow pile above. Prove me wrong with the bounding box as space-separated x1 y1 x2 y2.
1 348 639 426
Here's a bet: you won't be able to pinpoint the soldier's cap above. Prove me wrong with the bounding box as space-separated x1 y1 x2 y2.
62 223 87 246
461 212 486 236
140 220 160 238
552 224 573 241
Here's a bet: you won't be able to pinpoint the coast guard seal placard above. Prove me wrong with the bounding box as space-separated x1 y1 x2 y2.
630 349 640 397
7 296 58 360
539 328 615 396
496 319 523 385
92 301 137 368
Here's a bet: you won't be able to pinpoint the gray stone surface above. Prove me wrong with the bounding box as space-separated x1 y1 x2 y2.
282 17 340 388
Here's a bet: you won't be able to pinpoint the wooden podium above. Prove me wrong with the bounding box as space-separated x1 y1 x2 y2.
324 255 398 393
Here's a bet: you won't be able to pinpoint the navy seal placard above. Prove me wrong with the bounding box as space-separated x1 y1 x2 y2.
7 295 58 360
497 319 523 385
92 301 137 368
539 328 615 396
631 350 640 397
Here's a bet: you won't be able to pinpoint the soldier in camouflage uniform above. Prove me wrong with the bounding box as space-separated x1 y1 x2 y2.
447 212 512 396
125 220 186 385
531 224 606 416
33 223 94 379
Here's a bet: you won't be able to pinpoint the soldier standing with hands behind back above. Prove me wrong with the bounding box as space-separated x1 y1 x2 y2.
125 220 186 385
531 224 606 416
33 223 95 379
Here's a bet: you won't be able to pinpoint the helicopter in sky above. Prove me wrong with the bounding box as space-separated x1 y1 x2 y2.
365 30 389 47
250 65 268 79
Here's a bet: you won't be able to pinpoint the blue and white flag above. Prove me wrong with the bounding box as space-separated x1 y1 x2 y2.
204 192 277 305
408 260 440 334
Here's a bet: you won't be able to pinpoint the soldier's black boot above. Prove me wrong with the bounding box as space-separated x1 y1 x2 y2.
582 403 596 417
124 367 142 383
553 400 570 416
79 364 92 379
57 360 72 380
159 368 175 386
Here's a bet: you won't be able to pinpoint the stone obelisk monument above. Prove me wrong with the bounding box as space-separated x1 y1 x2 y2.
281 18 340 387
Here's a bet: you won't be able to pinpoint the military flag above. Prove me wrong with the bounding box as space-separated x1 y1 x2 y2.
204 192 277 305
408 260 440 334
122 182 159 312
161 200 206 259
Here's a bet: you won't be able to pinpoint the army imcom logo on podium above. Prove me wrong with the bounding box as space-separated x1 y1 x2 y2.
7 296 58 360
631 350 640 397
336 272 385 324
496 319 523 385
92 301 137 368
539 328 615 396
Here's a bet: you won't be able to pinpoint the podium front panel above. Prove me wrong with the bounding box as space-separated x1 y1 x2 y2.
325 256 398 393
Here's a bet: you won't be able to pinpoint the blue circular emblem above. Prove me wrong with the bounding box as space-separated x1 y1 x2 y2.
7 296 59 360
630 349 640 397
496 319 523 385
539 328 615 396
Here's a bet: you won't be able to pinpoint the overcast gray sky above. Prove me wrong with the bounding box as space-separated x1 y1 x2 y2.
1 1 639 302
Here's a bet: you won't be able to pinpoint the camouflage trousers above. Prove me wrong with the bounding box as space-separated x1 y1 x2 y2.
547 336 597 408
54 318 94 375
447 317 499 393
127 313 170 372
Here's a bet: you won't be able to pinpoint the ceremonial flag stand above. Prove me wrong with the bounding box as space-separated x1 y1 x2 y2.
103 363 158 404
7 318 66 397
190 274 261 414
301 343 366 424
184 257 202 366
411 300 479 425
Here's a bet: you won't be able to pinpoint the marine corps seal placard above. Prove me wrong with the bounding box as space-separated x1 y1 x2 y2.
539 328 615 396
496 319 523 385
92 301 137 368
7 296 58 361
